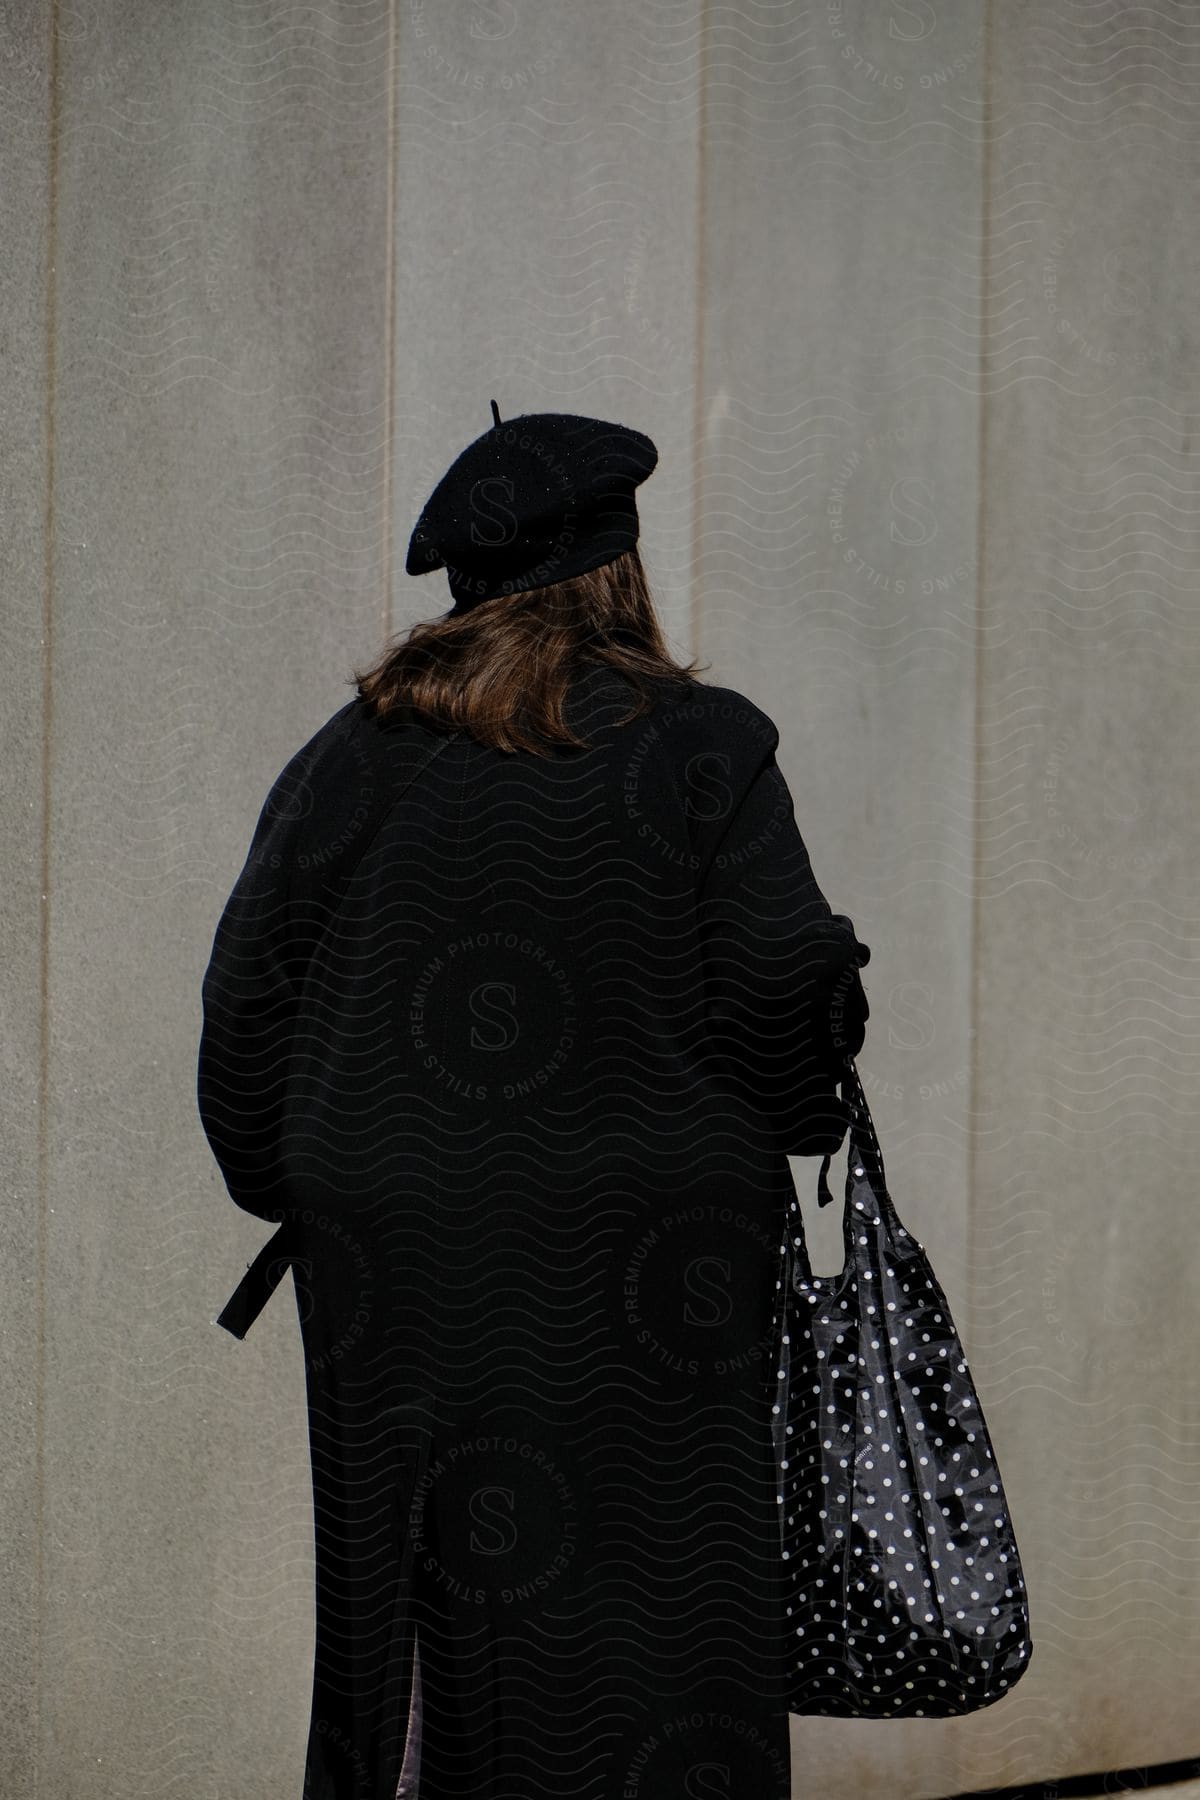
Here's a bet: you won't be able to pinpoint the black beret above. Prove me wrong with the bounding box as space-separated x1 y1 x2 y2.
405 401 659 615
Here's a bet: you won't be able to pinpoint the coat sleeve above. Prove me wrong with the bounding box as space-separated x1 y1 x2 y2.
693 717 870 1157
196 741 314 1223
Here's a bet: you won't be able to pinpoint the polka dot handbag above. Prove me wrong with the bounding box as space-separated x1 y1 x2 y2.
770 1058 1033 1716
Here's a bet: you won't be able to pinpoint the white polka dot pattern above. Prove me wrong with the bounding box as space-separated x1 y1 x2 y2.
770 1063 1033 1717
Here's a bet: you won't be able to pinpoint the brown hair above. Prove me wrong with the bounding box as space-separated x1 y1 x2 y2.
349 545 710 755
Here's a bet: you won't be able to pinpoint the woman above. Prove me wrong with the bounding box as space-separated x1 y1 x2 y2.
197 406 870 1800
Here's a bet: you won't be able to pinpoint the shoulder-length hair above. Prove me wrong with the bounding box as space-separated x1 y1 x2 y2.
349 544 710 755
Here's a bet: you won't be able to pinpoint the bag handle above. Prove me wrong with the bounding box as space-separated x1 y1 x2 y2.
815 1057 888 1207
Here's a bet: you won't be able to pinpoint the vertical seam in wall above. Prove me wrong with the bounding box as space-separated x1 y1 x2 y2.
384 0 399 647
37 6 62 1794
689 0 708 663
970 0 994 1325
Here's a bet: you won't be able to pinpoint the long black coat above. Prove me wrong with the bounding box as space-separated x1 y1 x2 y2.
197 664 869 1800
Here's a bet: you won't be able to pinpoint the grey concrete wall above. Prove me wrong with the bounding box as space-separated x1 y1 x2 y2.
4 0 1198 1794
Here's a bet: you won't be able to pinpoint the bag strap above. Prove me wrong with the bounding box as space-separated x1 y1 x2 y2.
815 1057 886 1208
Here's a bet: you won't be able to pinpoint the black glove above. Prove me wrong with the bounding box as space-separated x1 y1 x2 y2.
819 918 871 1071
783 923 870 1158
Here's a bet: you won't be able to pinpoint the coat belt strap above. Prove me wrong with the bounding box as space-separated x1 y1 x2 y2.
215 1219 299 1340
